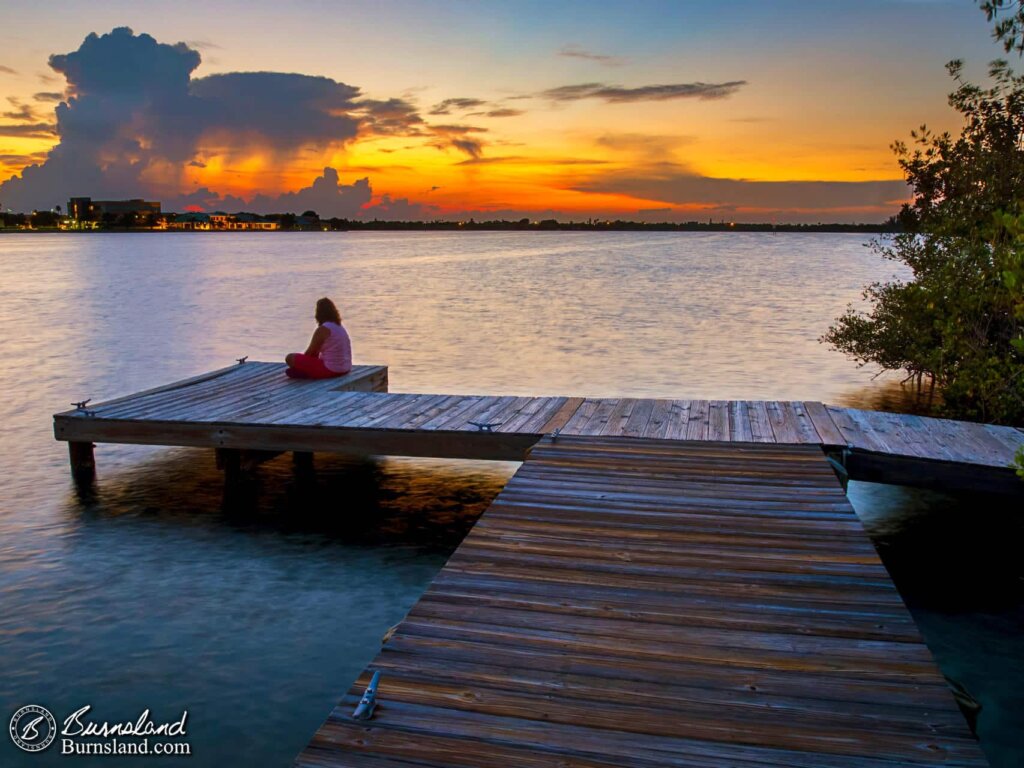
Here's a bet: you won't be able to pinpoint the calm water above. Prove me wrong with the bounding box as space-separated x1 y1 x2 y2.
0 232 1020 766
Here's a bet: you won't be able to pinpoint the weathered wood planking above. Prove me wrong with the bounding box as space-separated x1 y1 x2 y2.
53 362 1024 487
295 437 986 768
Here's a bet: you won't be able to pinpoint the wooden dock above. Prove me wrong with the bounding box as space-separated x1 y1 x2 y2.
295 437 986 767
53 361 1024 493
51 361 1008 766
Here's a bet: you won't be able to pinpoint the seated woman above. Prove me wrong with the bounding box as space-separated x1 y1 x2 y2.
285 297 353 379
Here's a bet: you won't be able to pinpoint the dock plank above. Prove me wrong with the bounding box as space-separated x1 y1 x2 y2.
579 399 620 436
684 399 710 440
537 396 585 434
802 401 847 447
726 400 753 442
662 399 692 440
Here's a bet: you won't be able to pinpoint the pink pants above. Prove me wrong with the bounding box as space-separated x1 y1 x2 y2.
285 353 345 379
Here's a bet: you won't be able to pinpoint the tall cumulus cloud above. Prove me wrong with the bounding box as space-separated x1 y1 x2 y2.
0 28 414 215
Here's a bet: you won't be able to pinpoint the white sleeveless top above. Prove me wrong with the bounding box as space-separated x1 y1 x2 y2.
319 321 352 374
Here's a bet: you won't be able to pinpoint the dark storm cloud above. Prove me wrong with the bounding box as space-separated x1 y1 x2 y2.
541 80 747 103
0 27 377 211
0 26 544 211
557 45 625 66
428 97 486 115
191 71 362 153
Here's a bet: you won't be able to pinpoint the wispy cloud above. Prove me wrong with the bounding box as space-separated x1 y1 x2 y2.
184 39 220 50
557 45 625 67
3 98 43 122
357 99 492 158
0 122 56 138
541 81 747 103
595 133 694 155
33 91 63 102
482 108 523 118
429 124 487 159
455 155 608 166
0 151 48 164
357 97 427 136
428 97 486 115
0 64 17 75
572 164 908 213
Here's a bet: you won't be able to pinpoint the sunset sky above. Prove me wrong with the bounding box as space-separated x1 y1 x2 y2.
0 0 1006 222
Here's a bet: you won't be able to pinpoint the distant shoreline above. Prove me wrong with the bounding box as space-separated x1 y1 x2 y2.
0 221 898 234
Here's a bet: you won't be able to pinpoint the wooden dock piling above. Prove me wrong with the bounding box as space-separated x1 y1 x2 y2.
68 441 95 483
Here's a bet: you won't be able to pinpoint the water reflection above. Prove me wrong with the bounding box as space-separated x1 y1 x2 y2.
65 449 510 550
835 378 943 414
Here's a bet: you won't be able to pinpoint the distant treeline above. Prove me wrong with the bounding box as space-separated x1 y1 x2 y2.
322 217 901 233
0 210 901 233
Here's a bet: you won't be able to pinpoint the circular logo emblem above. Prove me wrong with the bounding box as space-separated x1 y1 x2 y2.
9 705 57 752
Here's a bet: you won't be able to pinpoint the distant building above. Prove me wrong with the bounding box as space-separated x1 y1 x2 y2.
226 213 278 230
68 197 161 220
168 212 211 230
168 211 278 231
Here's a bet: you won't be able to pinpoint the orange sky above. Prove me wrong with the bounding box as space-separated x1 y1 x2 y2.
0 1 1004 222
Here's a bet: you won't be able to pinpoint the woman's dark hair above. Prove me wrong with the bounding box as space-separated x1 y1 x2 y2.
315 297 342 325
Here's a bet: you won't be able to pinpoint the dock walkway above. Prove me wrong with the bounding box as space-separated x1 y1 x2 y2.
52 362 1003 765
295 437 986 767
54 361 1024 492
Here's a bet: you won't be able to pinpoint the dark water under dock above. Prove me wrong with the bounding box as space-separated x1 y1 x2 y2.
1 232 1022 766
